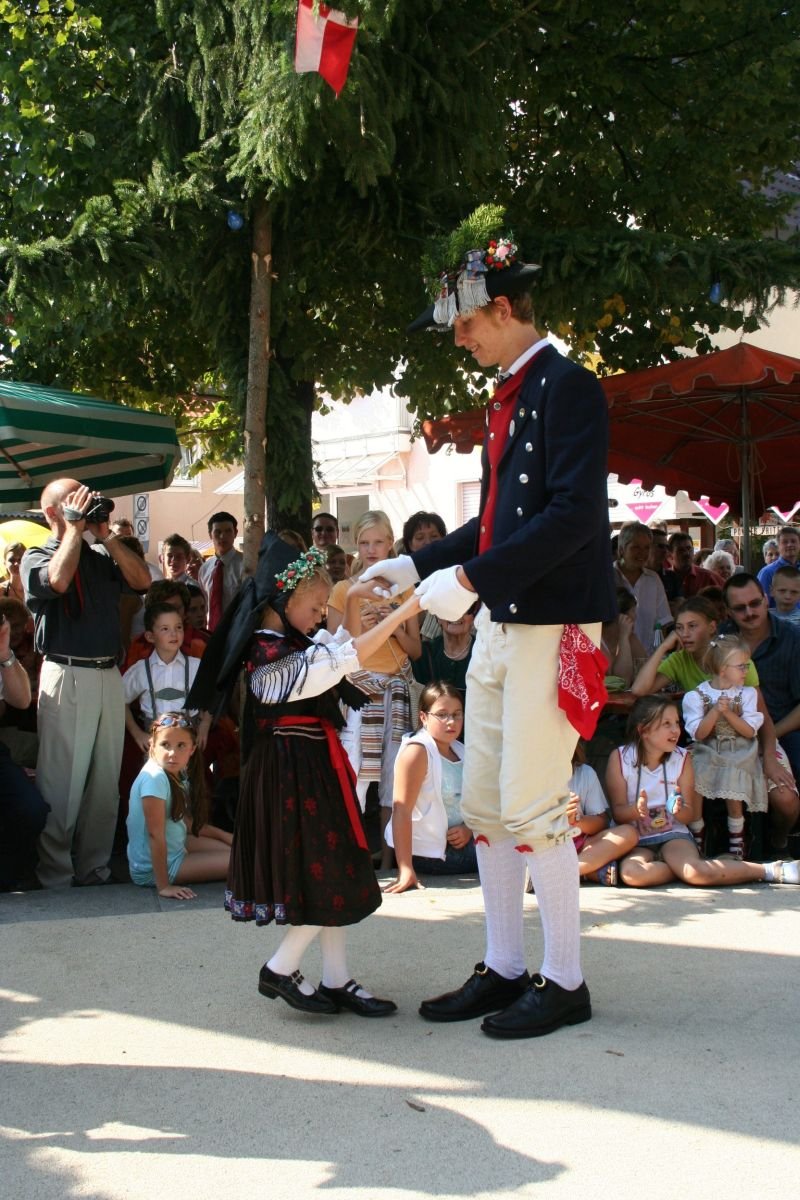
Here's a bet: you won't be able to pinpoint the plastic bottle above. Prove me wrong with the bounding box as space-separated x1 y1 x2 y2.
652 621 663 651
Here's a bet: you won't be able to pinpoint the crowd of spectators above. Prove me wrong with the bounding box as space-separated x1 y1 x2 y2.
2 490 797 893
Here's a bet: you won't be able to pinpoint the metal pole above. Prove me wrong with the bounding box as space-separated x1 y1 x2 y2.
740 391 752 570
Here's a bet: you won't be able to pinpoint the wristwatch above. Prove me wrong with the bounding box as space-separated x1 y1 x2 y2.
0 651 16 669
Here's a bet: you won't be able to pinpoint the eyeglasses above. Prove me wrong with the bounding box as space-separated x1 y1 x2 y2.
313 525 337 534
427 711 463 724
727 662 750 671
729 598 764 614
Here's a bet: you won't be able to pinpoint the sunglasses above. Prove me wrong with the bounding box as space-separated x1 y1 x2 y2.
729 598 764 615
153 714 194 730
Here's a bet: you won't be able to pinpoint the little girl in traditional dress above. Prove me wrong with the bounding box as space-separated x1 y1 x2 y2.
191 534 420 1018
682 635 768 859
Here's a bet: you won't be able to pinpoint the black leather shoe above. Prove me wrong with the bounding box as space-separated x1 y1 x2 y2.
318 980 398 1018
258 965 338 1014
481 973 591 1039
419 962 531 1023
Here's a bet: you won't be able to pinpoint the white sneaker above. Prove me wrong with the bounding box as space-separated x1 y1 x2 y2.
767 860 800 885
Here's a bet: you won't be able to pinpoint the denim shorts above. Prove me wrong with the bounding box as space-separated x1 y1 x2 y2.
129 850 186 888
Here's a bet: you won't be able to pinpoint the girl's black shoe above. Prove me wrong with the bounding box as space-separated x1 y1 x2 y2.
318 979 397 1017
258 965 338 1014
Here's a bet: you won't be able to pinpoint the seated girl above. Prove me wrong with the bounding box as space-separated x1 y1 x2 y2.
607 696 800 888
384 682 476 892
567 743 639 886
127 712 231 899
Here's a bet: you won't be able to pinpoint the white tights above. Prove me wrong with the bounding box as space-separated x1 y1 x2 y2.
477 837 583 991
267 926 372 997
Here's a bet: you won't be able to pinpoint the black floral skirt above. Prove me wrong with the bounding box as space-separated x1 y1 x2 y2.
225 718 381 927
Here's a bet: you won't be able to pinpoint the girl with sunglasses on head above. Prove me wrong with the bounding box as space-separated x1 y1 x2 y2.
126 712 231 900
384 682 476 894
607 696 800 888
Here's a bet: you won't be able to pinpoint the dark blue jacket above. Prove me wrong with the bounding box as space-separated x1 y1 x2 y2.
412 344 617 626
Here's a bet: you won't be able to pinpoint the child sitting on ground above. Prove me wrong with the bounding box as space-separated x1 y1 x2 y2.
123 602 211 754
566 743 639 886
384 681 476 892
127 712 231 899
607 696 800 888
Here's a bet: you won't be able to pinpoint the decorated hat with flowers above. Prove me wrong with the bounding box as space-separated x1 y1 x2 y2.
408 204 540 333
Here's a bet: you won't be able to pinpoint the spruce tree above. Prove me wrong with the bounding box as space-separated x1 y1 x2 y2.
3 1 800 556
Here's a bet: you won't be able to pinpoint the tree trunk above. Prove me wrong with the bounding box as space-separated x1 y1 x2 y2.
242 197 272 575
266 374 315 539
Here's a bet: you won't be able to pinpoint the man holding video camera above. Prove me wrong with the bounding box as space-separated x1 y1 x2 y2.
21 478 151 887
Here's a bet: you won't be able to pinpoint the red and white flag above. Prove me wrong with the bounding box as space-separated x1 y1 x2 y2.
294 1 359 97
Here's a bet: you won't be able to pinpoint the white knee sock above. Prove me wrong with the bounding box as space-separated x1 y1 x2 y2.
320 927 374 997
319 927 350 988
267 926 322 995
525 841 582 991
476 837 527 979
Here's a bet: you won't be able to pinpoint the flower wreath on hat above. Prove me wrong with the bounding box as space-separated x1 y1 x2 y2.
413 203 539 333
274 546 327 592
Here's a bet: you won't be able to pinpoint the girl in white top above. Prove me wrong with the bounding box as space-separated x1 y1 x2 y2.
566 744 639 887
683 635 767 859
384 682 475 893
607 695 800 888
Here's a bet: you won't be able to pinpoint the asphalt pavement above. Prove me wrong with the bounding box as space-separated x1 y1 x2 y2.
1 874 799 1199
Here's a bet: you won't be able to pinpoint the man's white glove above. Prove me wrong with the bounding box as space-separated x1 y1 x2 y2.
415 566 476 621
359 554 420 598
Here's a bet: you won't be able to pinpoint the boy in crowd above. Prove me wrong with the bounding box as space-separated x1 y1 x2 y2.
123 603 210 754
771 566 800 626
325 544 349 583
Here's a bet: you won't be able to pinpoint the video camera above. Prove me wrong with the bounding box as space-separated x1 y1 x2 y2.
83 495 115 524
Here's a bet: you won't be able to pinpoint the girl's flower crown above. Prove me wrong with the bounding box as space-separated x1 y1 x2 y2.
274 546 327 592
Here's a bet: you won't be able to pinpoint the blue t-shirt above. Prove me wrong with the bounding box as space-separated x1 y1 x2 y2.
127 758 188 881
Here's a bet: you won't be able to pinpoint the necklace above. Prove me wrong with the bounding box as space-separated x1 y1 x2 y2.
443 639 471 661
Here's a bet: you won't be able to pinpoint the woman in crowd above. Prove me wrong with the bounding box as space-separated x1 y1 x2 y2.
399 512 447 642
412 605 477 695
1 543 27 604
327 511 421 867
600 588 649 688
613 522 672 652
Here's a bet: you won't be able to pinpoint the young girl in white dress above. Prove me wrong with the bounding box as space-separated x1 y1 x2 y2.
682 635 768 859
607 696 799 888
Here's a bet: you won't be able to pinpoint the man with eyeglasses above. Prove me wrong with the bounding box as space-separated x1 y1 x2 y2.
723 573 800 854
311 513 340 551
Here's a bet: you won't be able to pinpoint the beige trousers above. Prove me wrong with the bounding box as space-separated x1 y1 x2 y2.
36 661 124 887
461 609 602 847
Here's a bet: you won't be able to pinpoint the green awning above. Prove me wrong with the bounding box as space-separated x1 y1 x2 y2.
0 380 180 506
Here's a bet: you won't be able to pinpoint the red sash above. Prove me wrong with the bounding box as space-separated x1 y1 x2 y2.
268 715 367 850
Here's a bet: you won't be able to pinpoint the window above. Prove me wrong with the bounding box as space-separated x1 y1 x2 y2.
459 481 481 524
170 444 200 489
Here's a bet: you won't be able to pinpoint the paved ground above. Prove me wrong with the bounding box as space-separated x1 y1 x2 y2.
1 874 799 1200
